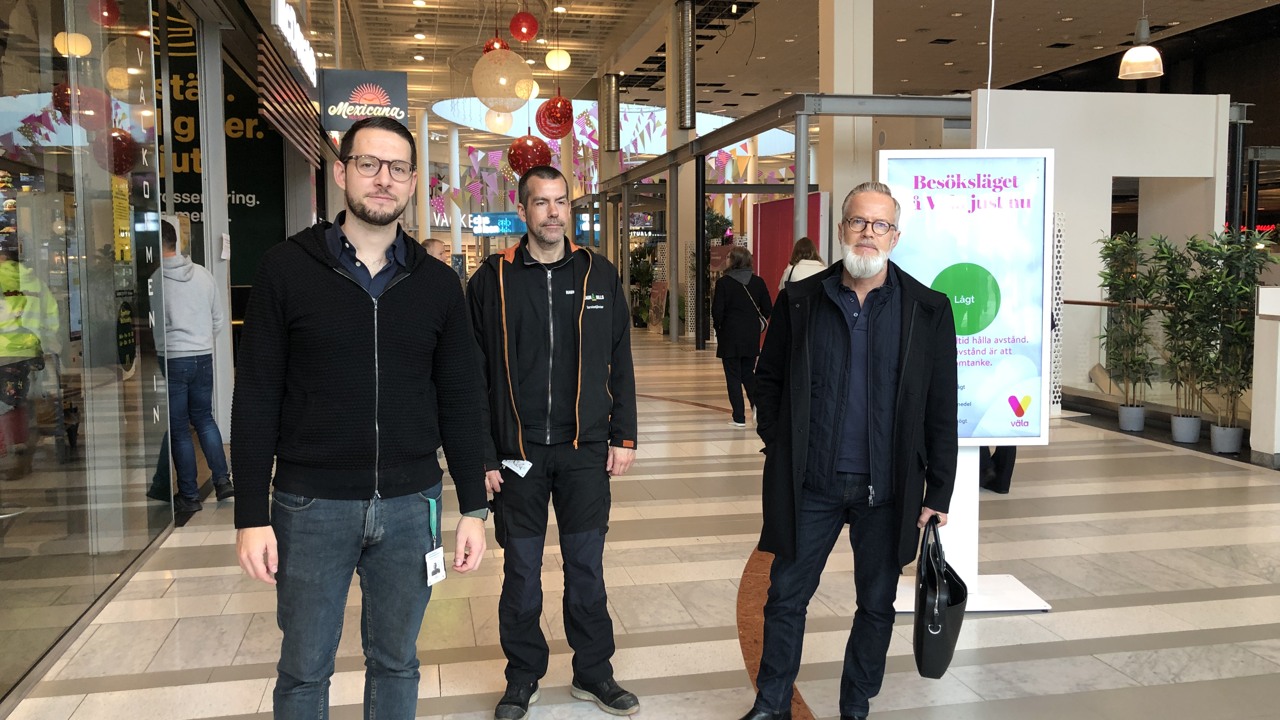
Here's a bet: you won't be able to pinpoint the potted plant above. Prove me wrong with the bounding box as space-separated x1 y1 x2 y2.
1098 232 1157 431
1149 236 1208 443
1187 230 1276 453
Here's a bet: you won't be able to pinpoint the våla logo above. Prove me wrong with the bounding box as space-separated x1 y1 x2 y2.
1007 395 1031 418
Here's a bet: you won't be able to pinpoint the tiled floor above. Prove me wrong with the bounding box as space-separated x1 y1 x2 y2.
9 333 1280 719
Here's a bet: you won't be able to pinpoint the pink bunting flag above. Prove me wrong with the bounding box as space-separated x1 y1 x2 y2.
508 190 518 204
488 150 503 168
467 180 483 205
430 196 446 214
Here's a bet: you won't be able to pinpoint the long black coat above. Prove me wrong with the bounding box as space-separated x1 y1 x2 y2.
712 273 772 358
753 262 958 567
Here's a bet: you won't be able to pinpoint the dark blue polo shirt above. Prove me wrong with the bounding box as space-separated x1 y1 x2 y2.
325 211 408 297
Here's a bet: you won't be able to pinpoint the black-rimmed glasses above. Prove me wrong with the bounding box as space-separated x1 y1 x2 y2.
344 154 415 182
841 216 896 236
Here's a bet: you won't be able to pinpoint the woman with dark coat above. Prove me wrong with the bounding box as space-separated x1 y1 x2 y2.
712 246 772 427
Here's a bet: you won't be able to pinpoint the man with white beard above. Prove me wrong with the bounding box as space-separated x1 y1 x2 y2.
740 182 958 720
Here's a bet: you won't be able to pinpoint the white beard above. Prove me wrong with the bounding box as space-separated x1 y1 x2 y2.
842 246 888 279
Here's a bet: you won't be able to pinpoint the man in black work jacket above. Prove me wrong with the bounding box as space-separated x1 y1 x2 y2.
232 116 488 720
467 166 639 720
740 182 958 720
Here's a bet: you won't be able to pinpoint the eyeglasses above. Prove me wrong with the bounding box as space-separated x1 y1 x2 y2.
344 154 415 183
842 216 896 236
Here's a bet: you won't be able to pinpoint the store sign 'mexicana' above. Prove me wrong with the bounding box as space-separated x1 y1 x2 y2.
320 70 410 132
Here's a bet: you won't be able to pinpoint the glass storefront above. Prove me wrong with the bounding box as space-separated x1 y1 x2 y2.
0 0 169 703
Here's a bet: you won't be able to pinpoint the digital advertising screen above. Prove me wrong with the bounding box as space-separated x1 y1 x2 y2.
879 150 1054 444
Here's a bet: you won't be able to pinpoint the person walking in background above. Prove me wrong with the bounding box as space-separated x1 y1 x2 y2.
468 165 639 720
742 181 958 720
713 246 771 428
777 236 826 292
423 237 451 264
980 445 1017 494
155 219 232 513
233 117 489 719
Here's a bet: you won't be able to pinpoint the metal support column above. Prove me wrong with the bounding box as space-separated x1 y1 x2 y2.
1247 159 1260 231
793 113 810 243
621 185 632 296
695 156 708 349
668 169 680 341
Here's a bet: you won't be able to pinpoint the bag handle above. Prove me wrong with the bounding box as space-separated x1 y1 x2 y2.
922 515 947 635
739 280 766 326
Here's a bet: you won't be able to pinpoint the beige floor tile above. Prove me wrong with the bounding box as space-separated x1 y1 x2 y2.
68 679 268 720
92 594 230 624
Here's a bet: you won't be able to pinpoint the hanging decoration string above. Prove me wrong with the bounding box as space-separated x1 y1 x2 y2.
982 0 996 149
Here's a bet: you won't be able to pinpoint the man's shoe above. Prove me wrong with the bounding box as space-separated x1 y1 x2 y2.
145 484 170 503
213 476 235 501
841 713 869 719
570 677 639 716
173 494 202 513
728 420 747 428
494 680 538 720
738 709 791 720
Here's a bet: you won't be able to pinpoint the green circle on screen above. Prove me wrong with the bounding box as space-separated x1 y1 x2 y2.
930 263 1001 336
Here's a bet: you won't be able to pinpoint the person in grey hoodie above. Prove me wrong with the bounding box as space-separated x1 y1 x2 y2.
157 219 232 513
712 245 772 427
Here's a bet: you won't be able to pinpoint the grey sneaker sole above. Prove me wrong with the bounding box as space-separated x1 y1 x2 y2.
494 688 539 719
569 686 639 716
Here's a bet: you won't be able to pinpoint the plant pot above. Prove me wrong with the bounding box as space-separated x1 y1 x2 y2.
1210 424 1244 454
1117 405 1145 432
1170 415 1202 444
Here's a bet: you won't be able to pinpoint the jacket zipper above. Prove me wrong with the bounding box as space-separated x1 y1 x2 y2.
332 267 412 499
545 267 554 445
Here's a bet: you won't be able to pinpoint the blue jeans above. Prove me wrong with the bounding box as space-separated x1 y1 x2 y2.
165 355 228 499
754 473 899 717
272 484 442 719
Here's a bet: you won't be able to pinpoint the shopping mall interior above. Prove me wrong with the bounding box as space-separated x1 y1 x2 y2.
4 0 1280 718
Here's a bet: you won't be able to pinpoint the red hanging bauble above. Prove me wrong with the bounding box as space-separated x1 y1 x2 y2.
535 95 574 140
507 134 551 176
483 35 510 54
92 127 140 176
51 83 112 131
509 11 539 43
90 0 121 26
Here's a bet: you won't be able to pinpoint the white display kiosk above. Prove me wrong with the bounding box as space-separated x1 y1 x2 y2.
880 150 1055 613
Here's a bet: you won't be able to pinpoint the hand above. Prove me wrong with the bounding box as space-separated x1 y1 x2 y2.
453 516 487 573
606 446 636 476
485 469 504 493
237 526 279 584
918 507 948 529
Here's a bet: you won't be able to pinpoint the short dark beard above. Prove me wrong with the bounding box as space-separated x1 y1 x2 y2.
529 225 564 254
347 190 405 227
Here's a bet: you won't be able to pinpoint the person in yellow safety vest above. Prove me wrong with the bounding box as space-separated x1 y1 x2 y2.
0 238 60 457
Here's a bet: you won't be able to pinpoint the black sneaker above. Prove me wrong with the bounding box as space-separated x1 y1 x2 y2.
494 680 539 720
570 677 639 716
174 494 203 513
213 476 235 501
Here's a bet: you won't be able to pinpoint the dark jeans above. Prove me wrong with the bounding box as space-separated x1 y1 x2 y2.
754 473 898 717
722 356 757 424
272 484 442 719
165 355 228 499
980 445 1017 493
492 441 614 685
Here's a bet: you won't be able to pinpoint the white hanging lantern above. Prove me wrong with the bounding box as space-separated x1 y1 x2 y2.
545 48 571 72
472 48 533 113
485 110 513 134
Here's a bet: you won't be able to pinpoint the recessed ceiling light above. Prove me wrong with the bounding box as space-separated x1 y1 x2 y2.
619 70 625 76
784 38 795 42
728 74 736 77
1061 16 1074 22
552 5 566 12
702 88 711 92
896 38 907 43
309 30 318 35
783 91 793 95
943 61 954 66
977 40 987 45
756 55 766 59
413 54 424 61
900 78 909 82
414 31 426 39
1032 64 1043 69
526 58 535 64
412 0 426 5
1093 45 1105 49
1167 20 1181 26
950 12 963 17
536 37 547 44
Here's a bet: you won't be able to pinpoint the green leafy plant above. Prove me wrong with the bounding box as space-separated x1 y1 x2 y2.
629 245 654 326
1098 232 1156 407
1186 230 1276 428
1149 235 1209 418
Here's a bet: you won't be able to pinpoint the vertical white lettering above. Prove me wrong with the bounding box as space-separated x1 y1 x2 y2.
153 406 160 424
148 310 155 328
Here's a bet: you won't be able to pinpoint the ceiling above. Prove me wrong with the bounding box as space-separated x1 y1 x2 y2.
258 0 1279 156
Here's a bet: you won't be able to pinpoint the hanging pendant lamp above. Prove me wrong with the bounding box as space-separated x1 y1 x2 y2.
1118 7 1163 80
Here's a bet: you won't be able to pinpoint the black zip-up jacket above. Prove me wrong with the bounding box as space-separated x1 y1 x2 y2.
231 221 487 529
467 236 637 466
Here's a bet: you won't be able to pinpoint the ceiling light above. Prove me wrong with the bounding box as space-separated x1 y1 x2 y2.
525 58 535 64
1093 45 1105 49
126 67 143 75
1167 20 1181 26
412 0 425 5
310 30 317 35
536 37 547 44
618 70 625 76
895 38 907 43
950 12 963 17
413 53 425 61
784 38 795 43
54 31 92 57
731 3 738 12
728 73 736 77
943 61 954 66
1061 16 1074 21
1032 65 1043 69
546 48 571 71
977 40 987 45
783 91 793 95
552 5 566 12
414 31 427 39
900 79 909 83
755 55 766 60
1118 15 1163 79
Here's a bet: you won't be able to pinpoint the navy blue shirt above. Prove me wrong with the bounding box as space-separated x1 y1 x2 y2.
822 269 898 473
325 211 409 297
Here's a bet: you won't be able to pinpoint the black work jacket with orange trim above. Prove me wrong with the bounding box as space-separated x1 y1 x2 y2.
467 235 637 470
